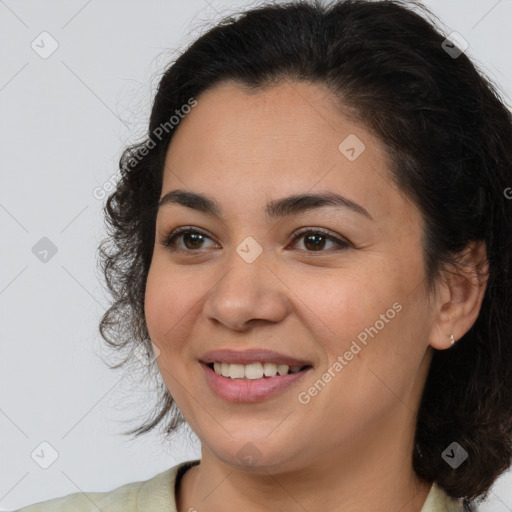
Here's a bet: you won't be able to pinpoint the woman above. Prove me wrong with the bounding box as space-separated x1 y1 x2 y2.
16 0 512 511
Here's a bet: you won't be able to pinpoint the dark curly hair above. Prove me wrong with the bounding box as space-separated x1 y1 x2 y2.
97 0 512 508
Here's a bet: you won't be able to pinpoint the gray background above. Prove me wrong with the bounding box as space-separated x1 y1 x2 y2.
1 1 511 510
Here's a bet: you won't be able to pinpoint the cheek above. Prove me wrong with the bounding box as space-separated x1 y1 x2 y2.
144 262 187 345
293 265 423 390
144 265 165 339
144 260 209 360
144 265 192 393
291 268 393 344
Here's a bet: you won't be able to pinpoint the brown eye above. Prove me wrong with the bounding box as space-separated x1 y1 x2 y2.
290 229 350 253
161 228 218 252
181 232 206 250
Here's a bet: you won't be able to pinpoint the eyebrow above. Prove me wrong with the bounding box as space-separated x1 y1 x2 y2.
157 189 373 221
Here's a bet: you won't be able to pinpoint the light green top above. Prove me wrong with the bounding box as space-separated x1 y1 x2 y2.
13 459 466 511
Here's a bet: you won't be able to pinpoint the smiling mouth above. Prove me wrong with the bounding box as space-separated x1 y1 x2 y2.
206 362 313 379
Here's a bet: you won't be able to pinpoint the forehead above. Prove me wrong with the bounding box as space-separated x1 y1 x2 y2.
166 80 363 170
160 80 420 230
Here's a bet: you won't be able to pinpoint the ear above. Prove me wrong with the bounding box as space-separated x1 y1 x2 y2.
428 240 489 350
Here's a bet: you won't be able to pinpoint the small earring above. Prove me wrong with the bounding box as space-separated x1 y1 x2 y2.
449 334 455 345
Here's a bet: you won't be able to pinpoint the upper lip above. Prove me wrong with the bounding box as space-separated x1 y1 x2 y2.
200 348 313 367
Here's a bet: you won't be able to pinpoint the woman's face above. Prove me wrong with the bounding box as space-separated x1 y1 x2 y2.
145 80 438 472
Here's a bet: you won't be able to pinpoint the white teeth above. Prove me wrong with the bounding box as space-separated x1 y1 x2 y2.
263 362 278 377
210 362 306 379
245 362 264 379
221 362 230 377
277 364 289 376
228 363 246 379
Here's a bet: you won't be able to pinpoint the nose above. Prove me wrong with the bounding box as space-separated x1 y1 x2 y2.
202 248 291 332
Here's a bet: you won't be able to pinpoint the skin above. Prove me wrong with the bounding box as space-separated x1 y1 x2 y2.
144 79 488 512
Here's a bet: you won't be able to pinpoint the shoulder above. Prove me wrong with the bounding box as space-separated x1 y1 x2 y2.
12 460 200 512
421 482 467 512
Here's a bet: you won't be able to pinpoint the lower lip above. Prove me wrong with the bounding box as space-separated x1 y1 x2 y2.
201 362 312 402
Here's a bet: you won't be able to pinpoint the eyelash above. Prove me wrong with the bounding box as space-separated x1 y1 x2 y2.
159 226 350 254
